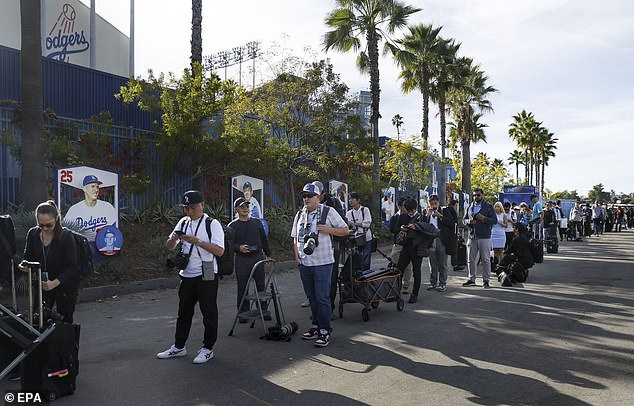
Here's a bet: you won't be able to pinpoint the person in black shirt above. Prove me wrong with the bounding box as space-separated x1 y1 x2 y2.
20 200 79 323
228 197 272 322
496 223 533 286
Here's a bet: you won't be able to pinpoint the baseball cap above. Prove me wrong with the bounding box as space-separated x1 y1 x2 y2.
312 181 325 195
301 183 321 197
243 181 252 190
233 197 250 207
182 190 204 206
82 175 103 186
349 192 361 200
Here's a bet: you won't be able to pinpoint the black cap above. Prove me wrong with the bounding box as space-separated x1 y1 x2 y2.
349 192 361 200
233 197 250 207
182 190 203 206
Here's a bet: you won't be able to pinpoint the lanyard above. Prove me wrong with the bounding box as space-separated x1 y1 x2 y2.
187 217 204 258
39 232 50 273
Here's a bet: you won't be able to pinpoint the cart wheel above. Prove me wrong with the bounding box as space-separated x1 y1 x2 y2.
338 305 344 319
397 298 405 311
362 308 370 322
371 302 379 309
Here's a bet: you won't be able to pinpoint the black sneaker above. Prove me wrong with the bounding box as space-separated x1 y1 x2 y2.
314 330 330 347
302 327 319 340
483 281 490 288
426 284 437 290
408 294 418 304
462 280 476 286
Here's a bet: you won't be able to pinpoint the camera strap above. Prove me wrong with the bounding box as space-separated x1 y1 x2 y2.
184 217 204 258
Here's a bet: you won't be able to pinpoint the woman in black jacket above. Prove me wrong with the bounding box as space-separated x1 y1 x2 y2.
496 223 533 286
20 200 79 323
395 198 425 303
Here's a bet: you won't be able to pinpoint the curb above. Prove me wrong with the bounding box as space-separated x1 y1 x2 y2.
77 259 299 303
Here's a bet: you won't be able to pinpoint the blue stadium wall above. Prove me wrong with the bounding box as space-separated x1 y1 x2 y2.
0 44 155 130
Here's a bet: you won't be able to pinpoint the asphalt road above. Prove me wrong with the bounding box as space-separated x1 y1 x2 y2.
2 230 634 405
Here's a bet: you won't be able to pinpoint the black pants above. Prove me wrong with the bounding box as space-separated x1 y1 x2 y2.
235 254 266 313
397 245 423 296
504 232 515 249
329 244 341 310
175 275 218 350
44 288 78 324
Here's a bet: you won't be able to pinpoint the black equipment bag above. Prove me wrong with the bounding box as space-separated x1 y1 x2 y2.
21 322 80 402
455 235 467 268
205 217 235 276
0 215 16 281
63 229 94 279
545 237 559 254
529 238 544 263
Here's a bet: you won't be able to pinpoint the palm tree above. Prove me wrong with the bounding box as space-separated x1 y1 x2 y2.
508 149 523 184
19 0 46 206
391 114 403 141
390 23 442 150
430 37 460 205
447 57 497 197
323 0 420 215
535 127 557 196
191 0 202 68
508 110 540 185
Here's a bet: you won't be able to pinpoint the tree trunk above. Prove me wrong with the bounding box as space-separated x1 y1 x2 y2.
438 93 447 205
19 0 46 207
190 0 202 69
461 139 472 198
421 65 429 151
515 163 519 185
367 29 381 220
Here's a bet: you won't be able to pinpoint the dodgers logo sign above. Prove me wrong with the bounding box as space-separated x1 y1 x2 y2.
45 3 90 62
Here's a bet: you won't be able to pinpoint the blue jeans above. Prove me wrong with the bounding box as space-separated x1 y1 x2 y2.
299 263 333 332
593 219 601 235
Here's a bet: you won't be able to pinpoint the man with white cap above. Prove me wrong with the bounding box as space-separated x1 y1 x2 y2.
64 174 117 241
291 182 348 347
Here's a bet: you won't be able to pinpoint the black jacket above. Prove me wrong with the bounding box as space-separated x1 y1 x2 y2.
504 234 533 268
23 227 79 290
422 207 455 252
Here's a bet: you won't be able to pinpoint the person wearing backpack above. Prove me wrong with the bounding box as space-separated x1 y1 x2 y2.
291 182 348 348
228 197 272 323
157 191 224 364
345 192 373 271
20 200 79 323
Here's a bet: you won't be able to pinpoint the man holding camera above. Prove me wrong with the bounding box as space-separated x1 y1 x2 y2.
424 195 455 292
157 190 225 364
291 182 348 347
463 188 497 288
346 192 373 271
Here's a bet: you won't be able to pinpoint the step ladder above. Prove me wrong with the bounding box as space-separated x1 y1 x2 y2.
228 259 286 337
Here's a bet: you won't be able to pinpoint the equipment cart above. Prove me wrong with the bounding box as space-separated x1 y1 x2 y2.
338 247 404 322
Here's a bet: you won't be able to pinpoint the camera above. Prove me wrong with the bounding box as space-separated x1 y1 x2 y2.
303 232 319 255
266 321 298 340
166 251 190 269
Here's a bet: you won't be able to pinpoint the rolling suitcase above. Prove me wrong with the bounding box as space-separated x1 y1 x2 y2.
529 239 544 263
0 260 80 402
454 236 467 270
545 237 559 254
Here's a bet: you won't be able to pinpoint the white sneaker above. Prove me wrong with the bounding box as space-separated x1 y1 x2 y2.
157 345 187 359
193 347 214 364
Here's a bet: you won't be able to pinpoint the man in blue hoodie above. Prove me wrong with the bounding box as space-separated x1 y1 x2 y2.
462 188 498 288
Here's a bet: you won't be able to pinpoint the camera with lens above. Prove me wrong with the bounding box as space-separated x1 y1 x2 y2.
266 321 298 340
166 251 190 269
303 232 319 255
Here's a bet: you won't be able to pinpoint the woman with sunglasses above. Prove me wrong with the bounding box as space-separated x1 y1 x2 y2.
19 200 79 323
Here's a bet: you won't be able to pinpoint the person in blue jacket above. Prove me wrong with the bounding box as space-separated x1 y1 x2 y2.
462 188 498 288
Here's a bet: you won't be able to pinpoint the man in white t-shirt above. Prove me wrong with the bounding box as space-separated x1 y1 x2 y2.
64 175 117 241
346 192 373 270
157 190 225 364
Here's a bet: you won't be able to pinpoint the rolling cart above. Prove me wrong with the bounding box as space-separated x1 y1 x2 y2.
338 247 404 322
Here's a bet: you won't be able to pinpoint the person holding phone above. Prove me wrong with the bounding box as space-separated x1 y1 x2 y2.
228 197 272 322
20 200 79 323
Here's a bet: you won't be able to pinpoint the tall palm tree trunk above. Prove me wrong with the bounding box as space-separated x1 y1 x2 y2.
421 66 430 150
438 93 447 205
461 139 472 197
367 29 382 218
515 163 519 185
19 0 46 206
190 0 203 191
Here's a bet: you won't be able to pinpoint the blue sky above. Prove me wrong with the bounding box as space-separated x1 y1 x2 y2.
88 0 634 196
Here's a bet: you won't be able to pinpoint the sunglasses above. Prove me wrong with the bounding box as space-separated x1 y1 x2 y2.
473 194 482 197
38 223 55 229
301 194 316 199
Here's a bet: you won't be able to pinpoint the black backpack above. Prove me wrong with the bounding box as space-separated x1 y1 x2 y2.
64 229 94 279
205 218 235 276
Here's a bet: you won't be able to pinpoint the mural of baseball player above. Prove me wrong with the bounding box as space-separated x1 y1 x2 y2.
231 175 264 220
58 166 119 242
329 180 348 212
382 187 396 224
95 226 123 256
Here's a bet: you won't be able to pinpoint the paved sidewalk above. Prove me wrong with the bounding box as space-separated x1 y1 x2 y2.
2 231 634 405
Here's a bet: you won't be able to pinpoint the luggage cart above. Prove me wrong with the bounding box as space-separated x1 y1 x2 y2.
338 247 404 322
228 259 288 338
